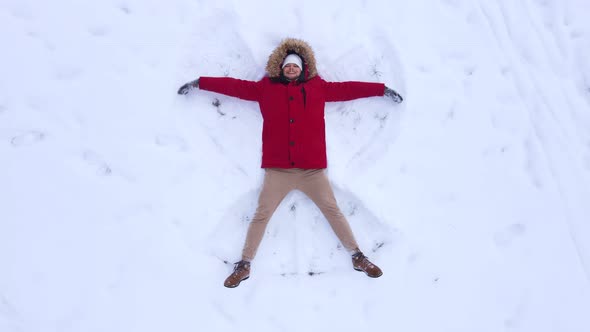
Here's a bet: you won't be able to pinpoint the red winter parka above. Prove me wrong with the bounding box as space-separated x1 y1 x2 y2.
198 39 385 169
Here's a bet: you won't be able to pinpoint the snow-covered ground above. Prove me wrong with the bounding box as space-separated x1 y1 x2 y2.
2 0 590 331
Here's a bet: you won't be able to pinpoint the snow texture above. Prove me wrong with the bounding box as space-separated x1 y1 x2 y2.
1 0 590 331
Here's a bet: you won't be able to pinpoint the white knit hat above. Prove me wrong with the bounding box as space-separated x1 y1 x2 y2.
282 54 302 69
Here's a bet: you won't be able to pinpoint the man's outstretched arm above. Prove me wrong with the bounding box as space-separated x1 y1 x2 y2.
177 77 262 101
322 80 384 102
323 79 403 104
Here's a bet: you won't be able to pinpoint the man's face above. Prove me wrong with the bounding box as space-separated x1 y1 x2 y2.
282 64 302 81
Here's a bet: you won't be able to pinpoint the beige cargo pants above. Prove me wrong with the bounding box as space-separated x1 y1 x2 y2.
242 168 359 261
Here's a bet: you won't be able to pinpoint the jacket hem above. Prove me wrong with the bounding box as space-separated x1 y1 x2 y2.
261 162 327 169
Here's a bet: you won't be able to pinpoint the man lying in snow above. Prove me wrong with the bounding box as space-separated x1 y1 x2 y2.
178 38 403 288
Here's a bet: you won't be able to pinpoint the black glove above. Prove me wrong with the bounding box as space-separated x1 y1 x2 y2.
384 86 403 103
177 79 200 95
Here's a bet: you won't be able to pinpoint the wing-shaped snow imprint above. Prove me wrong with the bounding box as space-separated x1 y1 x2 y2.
179 19 406 277
175 8 263 175
324 29 406 174
206 187 400 277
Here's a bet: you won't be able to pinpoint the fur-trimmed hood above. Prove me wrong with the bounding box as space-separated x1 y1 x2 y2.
265 38 318 80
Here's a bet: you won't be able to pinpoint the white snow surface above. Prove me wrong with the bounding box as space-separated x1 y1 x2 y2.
2 0 590 331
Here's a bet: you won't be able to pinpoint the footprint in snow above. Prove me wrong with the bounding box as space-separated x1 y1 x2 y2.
493 223 526 247
10 130 46 147
88 26 109 37
82 150 113 176
119 5 131 14
155 134 188 151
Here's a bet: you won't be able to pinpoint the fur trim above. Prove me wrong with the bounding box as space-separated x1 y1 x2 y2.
265 38 317 79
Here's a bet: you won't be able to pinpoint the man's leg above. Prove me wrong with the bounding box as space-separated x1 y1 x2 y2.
241 169 294 261
297 169 382 278
296 169 360 252
225 169 294 288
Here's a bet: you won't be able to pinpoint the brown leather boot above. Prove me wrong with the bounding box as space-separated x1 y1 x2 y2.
224 260 250 288
352 251 383 278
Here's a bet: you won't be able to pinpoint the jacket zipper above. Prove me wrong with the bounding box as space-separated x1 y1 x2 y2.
301 86 307 108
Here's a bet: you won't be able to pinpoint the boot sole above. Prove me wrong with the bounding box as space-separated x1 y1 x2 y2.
354 267 383 278
224 276 249 288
